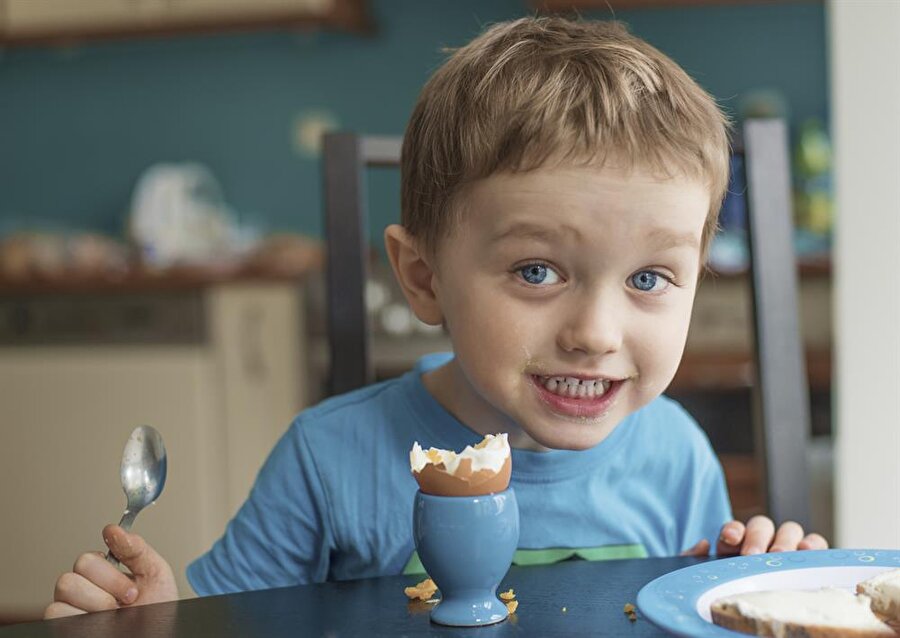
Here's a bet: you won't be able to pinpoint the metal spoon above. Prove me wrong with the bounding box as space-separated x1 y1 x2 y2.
105 425 167 566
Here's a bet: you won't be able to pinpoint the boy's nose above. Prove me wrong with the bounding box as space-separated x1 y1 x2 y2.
556 297 624 357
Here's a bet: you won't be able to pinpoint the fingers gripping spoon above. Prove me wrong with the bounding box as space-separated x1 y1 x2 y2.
106 425 167 567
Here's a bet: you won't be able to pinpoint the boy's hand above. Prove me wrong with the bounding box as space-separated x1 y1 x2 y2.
681 515 829 557
44 524 179 619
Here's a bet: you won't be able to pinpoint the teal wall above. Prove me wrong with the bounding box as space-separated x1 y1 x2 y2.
0 1 827 247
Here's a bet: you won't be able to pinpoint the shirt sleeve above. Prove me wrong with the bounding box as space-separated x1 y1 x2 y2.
676 438 733 556
186 420 333 596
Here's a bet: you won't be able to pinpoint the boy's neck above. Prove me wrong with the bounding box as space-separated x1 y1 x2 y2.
421 359 549 452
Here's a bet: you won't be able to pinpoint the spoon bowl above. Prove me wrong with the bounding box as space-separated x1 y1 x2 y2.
106 425 167 566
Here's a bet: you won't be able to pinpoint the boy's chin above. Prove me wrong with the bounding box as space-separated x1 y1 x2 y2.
520 421 616 451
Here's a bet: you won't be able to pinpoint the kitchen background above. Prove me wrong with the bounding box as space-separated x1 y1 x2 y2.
0 0 828 248
0 0 833 625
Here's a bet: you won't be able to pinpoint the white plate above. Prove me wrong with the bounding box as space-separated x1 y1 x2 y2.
636 549 900 637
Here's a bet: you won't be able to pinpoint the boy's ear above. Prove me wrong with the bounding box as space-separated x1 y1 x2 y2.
383 224 443 326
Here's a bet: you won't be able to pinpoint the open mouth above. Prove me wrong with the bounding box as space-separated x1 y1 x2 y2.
529 374 625 418
536 375 612 399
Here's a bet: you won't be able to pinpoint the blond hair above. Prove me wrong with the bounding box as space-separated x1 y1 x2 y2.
401 16 731 260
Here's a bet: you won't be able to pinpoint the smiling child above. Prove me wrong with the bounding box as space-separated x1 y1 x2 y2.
46 16 826 616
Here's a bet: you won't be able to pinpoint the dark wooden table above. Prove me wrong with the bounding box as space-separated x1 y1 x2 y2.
0 556 708 637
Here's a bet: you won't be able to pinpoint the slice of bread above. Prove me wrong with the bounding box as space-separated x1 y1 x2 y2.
710 589 897 637
858 569 900 624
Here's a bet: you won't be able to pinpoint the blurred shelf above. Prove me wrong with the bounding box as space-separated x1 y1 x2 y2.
309 335 831 393
671 348 831 392
709 257 831 280
0 264 319 295
0 0 373 47
534 0 819 9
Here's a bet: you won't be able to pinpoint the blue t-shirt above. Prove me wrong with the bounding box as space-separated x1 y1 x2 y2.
187 353 732 596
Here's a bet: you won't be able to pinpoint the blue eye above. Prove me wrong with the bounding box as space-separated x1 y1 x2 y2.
630 270 669 292
518 263 561 285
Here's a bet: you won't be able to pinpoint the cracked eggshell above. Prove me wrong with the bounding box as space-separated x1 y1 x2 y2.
413 454 511 497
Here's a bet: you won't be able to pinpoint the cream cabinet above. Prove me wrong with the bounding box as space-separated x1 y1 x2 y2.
0 282 308 619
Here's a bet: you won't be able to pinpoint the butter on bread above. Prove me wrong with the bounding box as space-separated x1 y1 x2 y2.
858 568 900 623
710 589 896 637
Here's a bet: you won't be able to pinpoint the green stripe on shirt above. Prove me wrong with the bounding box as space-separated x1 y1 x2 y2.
402 544 647 575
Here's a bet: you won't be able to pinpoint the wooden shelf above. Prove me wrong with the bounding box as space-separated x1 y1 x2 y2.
670 349 831 392
0 0 373 47
534 0 818 10
0 264 319 295
708 257 831 281
308 335 831 393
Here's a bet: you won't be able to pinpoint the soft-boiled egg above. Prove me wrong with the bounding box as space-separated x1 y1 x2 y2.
409 433 511 496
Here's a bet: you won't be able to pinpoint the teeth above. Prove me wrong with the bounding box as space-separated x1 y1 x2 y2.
539 376 614 399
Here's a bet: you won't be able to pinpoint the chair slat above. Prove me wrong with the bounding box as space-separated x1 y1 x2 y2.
743 118 812 528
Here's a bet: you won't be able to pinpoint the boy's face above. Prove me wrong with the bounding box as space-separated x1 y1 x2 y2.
425 163 710 451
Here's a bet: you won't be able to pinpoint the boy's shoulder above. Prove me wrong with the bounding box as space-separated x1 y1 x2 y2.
293 376 407 439
289 352 453 445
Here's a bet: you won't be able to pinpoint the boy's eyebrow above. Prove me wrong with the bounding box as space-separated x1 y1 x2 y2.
646 228 700 250
489 224 699 249
489 223 580 243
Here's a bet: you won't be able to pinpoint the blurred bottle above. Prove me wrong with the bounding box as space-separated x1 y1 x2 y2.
793 118 833 238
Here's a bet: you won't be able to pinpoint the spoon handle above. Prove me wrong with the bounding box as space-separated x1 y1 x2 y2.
105 509 139 566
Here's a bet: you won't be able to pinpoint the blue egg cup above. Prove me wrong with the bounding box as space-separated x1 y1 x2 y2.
412 488 519 627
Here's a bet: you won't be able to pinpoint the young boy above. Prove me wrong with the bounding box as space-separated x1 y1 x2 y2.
45 16 826 617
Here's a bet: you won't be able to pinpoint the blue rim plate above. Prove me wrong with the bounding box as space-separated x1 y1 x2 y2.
636 549 900 637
